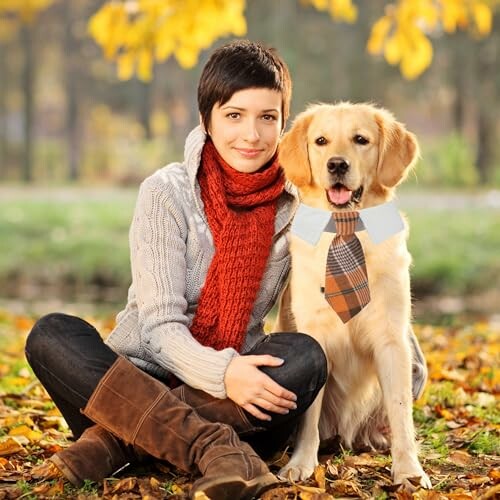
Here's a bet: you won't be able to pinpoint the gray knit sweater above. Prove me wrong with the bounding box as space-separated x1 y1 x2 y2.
106 126 299 398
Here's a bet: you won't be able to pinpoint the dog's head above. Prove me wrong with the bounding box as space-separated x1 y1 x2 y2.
279 102 419 210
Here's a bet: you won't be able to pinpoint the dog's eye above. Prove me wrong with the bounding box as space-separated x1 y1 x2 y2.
354 135 369 145
315 136 328 146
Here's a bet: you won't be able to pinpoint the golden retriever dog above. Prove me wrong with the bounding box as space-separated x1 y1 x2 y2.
275 102 431 488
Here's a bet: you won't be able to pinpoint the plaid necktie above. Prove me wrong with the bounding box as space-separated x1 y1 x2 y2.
324 211 370 323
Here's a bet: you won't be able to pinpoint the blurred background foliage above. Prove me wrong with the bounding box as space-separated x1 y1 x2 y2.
0 0 499 314
0 0 499 186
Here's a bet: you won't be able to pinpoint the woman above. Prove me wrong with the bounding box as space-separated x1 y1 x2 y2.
26 40 328 500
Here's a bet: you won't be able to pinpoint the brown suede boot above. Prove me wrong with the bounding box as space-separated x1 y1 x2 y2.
172 384 264 436
32 425 147 486
192 443 277 500
82 356 279 499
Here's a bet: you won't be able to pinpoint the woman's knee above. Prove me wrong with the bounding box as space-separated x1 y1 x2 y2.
26 313 65 357
250 332 327 395
25 313 98 363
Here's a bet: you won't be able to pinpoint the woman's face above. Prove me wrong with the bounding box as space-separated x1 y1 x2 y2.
207 87 283 173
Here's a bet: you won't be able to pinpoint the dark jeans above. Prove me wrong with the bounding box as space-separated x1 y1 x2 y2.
25 313 327 458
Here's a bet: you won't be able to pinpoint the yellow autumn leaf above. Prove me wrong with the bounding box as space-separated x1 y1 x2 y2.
117 51 135 81
88 0 248 80
0 436 27 456
472 2 492 36
8 424 43 442
400 29 433 80
367 15 392 54
230 12 247 36
314 463 326 489
384 34 402 65
175 45 199 69
155 30 175 60
88 3 117 45
418 0 439 29
137 48 153 82
171 484 184 494
193 490 210 500
441 3 458 32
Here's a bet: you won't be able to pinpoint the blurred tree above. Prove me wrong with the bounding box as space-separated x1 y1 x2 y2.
0 0 54 182
474 11 499 183
20 22 33 182
429 10 500 184
63 0 80 181
0 42 8 179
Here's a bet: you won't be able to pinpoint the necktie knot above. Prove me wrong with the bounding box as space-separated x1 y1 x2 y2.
332 211 359 235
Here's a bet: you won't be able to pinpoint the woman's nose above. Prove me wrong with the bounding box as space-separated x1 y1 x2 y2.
243 120 260 142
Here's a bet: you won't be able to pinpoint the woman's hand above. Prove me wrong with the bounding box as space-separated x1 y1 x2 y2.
224 355 297 421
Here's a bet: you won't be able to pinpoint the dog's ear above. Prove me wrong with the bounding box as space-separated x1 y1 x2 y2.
375 110 419 188
279 112 314 187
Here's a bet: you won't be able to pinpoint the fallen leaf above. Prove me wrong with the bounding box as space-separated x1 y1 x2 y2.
8 424 43 442
103 477 137 495
344 453 383 467
171 483 184 494
0 437 27 457
446 420 464 429
477 483 500 499
325 461 339 478
328 479 363 496
314 463 326 489
447 450 473 466
33 478 64 495
295 484 326 494
488 468 500 483
467 475 491 486
192 491 210 500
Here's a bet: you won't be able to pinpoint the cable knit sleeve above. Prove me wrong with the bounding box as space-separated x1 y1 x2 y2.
131 176 238 398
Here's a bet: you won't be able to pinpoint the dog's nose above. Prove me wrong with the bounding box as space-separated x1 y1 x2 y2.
327 157 350 175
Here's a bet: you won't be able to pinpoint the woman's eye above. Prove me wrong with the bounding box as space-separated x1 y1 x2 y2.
315 136 328 146
354 135 369 145
227 112 240 119
262 114 276 121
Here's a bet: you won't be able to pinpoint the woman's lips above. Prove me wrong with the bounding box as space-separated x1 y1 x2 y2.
234 148 262 158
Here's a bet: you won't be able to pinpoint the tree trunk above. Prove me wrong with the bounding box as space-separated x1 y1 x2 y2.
64 1 80 181
0 45 7 180
476 108 493 184
450 33 468 133
21 25 34 183
475 38 497 184
138 80 152 140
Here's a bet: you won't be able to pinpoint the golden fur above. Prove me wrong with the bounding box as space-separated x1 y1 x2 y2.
275 102 431 487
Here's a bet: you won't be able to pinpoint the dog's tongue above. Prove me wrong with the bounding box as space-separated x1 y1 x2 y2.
327 186 352 205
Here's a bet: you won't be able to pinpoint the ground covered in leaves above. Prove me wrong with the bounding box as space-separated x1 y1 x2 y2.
0 310 498 499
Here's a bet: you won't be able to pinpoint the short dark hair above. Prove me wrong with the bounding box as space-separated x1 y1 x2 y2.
197 39 292 130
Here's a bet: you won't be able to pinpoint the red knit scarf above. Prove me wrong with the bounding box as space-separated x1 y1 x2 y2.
190 139 285 352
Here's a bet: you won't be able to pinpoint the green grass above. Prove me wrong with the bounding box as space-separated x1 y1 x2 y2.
0 187 498 303
406 207 500 295
0 191 135 300
468 430 500 455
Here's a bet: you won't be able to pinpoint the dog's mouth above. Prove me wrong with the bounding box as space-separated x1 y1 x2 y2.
326 183 364 208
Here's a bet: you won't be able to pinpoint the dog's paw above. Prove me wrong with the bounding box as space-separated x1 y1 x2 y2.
393 463 431 489
278 457 317 482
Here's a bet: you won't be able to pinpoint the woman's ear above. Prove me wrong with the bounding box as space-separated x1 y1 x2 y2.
279 112 313 187
375 110 419 188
